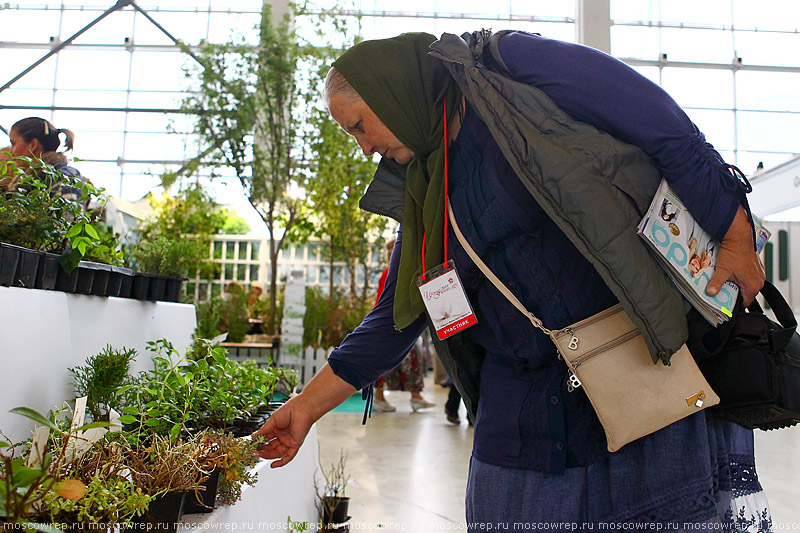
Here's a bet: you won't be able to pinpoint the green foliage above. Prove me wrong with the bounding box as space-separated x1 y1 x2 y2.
128 183 230 280
214 435 263 505
0 156 122 272
142 185 226 240
220 208 251 235
126 235 204 277
118 339 202 444
181 3 346 333
69 345 137 422
119 339 281 442
61 221 124 272
194 285 251 344
193 299 223 345
0 449 55 526
1 406 110 527
303 75 388 298
219 284 251 343
39 474 151 525
303 286 374 347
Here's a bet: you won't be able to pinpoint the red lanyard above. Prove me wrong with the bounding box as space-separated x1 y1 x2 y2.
420 101 450 280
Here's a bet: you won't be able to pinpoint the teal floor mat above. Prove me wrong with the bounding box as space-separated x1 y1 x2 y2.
331 393 367 413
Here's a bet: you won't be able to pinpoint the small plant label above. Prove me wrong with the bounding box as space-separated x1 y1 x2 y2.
25 425 50 468
71 396 88 434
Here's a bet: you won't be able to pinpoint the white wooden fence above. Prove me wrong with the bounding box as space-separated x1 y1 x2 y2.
278 346 333 390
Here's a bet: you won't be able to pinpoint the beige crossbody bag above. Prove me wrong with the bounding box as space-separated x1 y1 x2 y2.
447 203 719 452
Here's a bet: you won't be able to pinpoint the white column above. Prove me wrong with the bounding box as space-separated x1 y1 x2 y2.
265 0 292 25
576 0 611 54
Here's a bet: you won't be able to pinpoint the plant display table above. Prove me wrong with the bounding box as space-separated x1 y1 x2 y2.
0 285 321 531
0 285 197 443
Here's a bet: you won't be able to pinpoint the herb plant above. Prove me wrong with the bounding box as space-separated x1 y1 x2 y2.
69 346 137 422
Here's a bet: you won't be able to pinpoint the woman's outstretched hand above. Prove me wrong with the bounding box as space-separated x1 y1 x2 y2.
252 396 316 468
251 364 357 468
707 205 766 306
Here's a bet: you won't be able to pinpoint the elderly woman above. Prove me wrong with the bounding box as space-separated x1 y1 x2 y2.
255 31 767 528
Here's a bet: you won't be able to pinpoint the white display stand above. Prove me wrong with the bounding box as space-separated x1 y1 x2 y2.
182 425 321 529
0 285 320 531
0 286 197 443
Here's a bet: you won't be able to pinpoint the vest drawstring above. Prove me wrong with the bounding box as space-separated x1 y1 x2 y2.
361 383 374 425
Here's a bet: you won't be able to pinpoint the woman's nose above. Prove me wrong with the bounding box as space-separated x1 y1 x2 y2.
357 138 376 157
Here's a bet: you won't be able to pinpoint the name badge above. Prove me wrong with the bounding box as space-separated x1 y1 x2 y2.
417 260 477 340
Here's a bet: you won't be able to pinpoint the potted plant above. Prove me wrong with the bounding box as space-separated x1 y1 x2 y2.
1 406 113 529
1 428 58 528
213 433 264 506
0 156 123 293
318 452 351 532
126 235 200 302
122 434 206 532
69 345 137 422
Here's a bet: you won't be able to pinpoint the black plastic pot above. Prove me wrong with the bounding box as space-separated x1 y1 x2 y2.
148 275 167 301
36 252 61 290
323 496 350 526
13 247 41 288
0 243 24 287
136 490 186 533
163 276 186 302
89 262 113 296
108 265 134 298
75 262 97 295
55 262 80 293
183 469 221 514
132 272 152 300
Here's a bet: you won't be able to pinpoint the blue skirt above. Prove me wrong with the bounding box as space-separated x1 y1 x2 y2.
466 413 772 530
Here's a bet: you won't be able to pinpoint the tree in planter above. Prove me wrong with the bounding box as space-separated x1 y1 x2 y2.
180 4 313 335
217 284 251 343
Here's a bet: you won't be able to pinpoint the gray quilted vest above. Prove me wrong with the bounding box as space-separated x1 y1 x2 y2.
360 30 688 420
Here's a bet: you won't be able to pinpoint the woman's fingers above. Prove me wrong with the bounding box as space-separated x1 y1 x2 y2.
706 206 765 306
251 400 313 468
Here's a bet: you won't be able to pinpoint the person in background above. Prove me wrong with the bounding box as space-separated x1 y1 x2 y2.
1 117 85 199
372 237 435 413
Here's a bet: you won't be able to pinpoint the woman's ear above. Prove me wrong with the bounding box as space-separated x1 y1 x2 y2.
27 137 44 157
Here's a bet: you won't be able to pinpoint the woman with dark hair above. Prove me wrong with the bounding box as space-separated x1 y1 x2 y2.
254 31 768 528
1 117 84 196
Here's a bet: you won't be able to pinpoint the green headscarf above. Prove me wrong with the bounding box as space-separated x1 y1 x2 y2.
333 33 461 330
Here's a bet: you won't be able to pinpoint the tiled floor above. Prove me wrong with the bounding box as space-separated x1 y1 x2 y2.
317 375 800 529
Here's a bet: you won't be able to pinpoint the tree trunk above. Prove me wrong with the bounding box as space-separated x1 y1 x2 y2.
328 238 335 297
361 261 370 301
348 252 357 300
268 234 279 334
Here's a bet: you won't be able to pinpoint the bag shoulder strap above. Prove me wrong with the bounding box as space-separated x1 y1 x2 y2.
447 202 551 335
